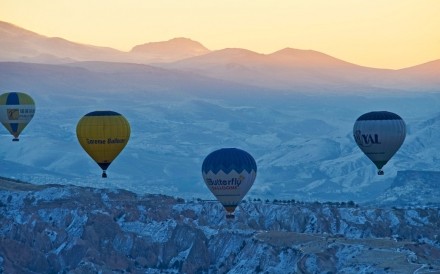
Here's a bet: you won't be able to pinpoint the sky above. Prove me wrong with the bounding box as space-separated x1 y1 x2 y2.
1 0 439 69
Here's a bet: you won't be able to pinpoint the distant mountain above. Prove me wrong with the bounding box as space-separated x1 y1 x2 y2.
0 21 126 63
0 21 210 64
1 20 439 91
397 59 440 79
0 178 439 273
391 59 440 90
130 37 210 63
268 47 362 68
161 47 388 91
162 47 440 92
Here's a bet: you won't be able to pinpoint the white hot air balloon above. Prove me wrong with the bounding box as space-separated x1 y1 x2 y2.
202 148 257 218
353 111 406 175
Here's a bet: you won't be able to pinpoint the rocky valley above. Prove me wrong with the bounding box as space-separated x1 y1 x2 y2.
0 177 439 273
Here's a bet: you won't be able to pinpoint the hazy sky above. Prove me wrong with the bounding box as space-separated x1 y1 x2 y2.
1 0 439 69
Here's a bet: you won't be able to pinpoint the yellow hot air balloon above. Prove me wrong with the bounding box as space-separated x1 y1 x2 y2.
0 92 36 141
76 111 130 178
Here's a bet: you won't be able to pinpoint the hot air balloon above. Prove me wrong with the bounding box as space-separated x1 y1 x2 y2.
76 111 130 178
0 92 35 141
353 111 406 175
202 148 257 218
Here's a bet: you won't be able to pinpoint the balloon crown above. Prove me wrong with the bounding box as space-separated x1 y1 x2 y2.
202 148 257 174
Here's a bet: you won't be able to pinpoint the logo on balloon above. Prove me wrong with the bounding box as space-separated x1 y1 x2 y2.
7 109 19 120
206 175 244 190
354 130 381 147
86 138 127 145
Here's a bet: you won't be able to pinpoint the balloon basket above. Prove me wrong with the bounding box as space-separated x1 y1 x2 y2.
377 170 384 175
102 172 108 178
226 214 235 220
12 138 19 142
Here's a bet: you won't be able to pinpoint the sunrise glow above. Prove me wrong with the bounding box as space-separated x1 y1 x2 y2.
1 0 439 69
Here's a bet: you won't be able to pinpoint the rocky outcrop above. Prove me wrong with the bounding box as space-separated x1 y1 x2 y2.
0 178 439 273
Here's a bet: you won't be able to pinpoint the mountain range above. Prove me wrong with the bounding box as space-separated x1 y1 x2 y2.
1 20 439 92
0 21 209 64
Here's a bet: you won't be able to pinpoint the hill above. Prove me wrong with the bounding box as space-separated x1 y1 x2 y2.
130 37 210 63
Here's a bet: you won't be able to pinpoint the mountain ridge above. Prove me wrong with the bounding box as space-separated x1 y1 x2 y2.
131 37 208 51
2 20 439 71
2 20 439 91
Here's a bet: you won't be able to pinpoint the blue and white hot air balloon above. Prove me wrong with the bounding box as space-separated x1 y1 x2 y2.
353 111 406 175
202 148 257 218
0 92 35 141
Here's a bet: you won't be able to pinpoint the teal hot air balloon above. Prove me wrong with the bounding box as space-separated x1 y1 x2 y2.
202 148 257 218
353 111 406 175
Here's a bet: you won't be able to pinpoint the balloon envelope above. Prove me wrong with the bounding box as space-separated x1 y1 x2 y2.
0 92 35 141
202 148 257 216
353 111 406 175
76 111 130 177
